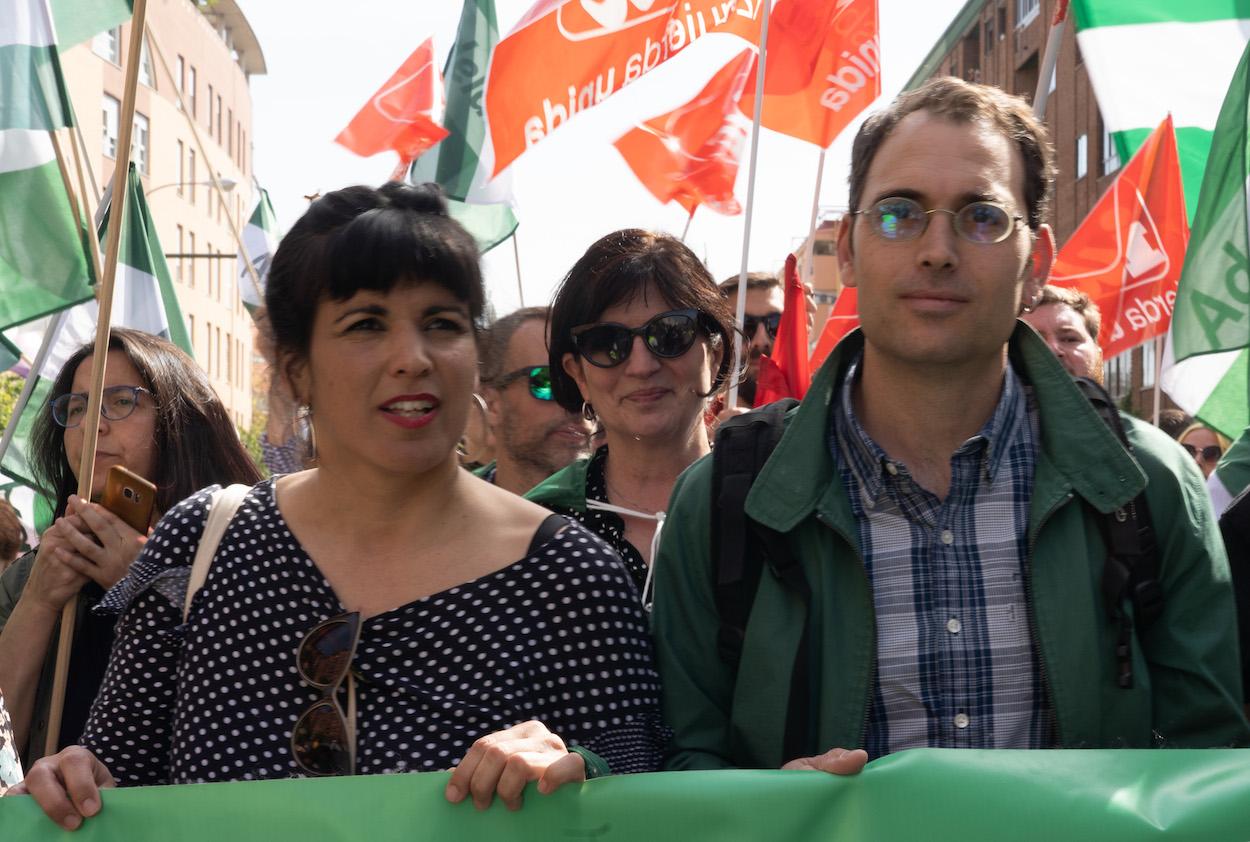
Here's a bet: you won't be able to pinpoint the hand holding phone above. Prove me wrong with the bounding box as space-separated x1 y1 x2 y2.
100 465 156 533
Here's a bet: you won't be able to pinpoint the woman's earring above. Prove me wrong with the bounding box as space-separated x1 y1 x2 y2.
581 401 596 423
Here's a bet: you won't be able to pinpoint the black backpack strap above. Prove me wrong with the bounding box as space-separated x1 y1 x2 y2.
711 398 811 759
1071 377 1163 689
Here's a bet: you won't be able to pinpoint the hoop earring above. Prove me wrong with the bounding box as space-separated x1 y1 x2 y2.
581 401 596 423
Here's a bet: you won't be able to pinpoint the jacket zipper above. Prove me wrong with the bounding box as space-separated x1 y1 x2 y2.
1024 490 1074 747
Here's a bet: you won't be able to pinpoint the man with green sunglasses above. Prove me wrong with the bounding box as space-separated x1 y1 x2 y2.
479 307 595 496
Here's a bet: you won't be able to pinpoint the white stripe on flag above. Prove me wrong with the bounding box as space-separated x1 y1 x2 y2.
0 129 55 174
0 0 56 49
1160 336 1242 416
1077 19 1250 132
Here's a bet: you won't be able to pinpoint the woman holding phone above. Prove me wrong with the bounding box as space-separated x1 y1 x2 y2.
526 230 735 599
0 329 261 762
13 184 663 831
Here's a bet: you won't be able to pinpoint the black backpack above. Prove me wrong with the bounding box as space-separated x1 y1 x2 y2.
711 380 1162 755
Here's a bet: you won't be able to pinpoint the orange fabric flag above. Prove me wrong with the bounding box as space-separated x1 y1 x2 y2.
740 0 880 149
809 285 858 371
335 37 450 167
754 254 813 405
613 49 754 216
485 0 763 175
1049 115 1189 359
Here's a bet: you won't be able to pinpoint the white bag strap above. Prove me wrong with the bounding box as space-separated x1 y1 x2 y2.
183 484 251 623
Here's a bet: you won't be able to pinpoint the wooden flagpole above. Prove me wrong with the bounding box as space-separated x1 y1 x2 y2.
52 129 106 291
727 0 772 409
145 24 264 299
45 0 151 758
1032 0 1069 119
512 232 525 306
802 148 826 285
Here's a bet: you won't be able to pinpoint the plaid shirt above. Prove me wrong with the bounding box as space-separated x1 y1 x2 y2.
831 355 1051 758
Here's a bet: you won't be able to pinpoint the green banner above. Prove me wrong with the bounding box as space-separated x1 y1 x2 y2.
4 749 1250 840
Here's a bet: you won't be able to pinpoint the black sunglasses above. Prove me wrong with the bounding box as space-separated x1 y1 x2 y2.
495 365 554 401
1182 443 1223 463
571 308 704 368
743 312 781 341
291 611 362 776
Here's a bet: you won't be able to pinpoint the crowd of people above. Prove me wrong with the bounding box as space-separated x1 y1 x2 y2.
2 76 1248 831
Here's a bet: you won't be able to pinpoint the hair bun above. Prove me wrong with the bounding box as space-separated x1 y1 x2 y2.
379 181 449 216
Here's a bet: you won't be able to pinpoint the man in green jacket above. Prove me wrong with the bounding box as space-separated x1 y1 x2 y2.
652 77 1248 774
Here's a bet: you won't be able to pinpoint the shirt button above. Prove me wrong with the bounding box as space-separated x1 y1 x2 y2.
884 462 899 476
946 617 961 634
940 529 954 545
954 713 970 729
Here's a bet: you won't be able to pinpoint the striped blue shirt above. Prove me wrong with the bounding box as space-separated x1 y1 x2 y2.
831 355 1051 758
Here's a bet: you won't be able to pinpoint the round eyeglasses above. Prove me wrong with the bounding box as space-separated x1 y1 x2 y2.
495 365 554 401
854 196 1026 244
51 385 153 428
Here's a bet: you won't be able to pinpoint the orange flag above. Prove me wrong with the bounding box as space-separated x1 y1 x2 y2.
613 49 754 216
335 37 450 167
809 285 858 371
755 254 812 405
741 0 880 148
1049 115 1189 359
485 0 763 175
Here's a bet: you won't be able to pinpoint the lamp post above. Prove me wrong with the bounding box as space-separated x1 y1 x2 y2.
148 177 237 195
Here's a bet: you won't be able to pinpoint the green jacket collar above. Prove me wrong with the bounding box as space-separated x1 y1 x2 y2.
523 455 591 511
745 323 1146 533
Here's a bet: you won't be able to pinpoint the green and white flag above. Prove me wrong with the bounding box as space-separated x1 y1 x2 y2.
0 165 192 490
1072 1 1250 220
1159 40 1250 439
49 0 131 49
409 0 517 253
237 187 278 314
0 0 96 332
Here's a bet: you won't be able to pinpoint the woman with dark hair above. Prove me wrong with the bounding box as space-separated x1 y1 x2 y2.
526 229 734 599
14 184 663 831
0 328 262 762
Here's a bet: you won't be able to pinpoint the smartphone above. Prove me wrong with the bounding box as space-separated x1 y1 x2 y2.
100 465 156 532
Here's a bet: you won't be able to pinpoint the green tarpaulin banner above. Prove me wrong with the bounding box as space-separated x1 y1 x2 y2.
3 749 1250 840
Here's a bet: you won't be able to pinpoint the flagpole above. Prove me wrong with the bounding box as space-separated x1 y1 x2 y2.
46 0 151 758
803 148 826 284
72 122 101 202
512 232 524 306
0 311 68 467
1153 340 1165 425
727 0 771 410
1032 0 1069 118
681 208 695 243
145 25 264 301
52 129 106 290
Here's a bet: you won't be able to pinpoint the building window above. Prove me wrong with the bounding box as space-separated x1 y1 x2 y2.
1104 353 1130 400
177 55 185 96
227 333 233 385
188 231 196 289
138 38 154 88
1076 133 1088 179
177 140 185 195
188 313 195 348
189 148 197 202
207 84 214 130
131 113 149 175
1016 0 1040 27
206 241 213 298
217 94 223 142
189 66 198 116
101 95 120 158
1141 338 1158 389
176 225 184 282
228 109 234 158
1102 123 1121 175
92 27 121 64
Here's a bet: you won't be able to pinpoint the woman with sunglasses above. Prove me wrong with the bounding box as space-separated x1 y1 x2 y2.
14 185 664 831
0 329 261 764
1179 423 1232 481
527 230 735 599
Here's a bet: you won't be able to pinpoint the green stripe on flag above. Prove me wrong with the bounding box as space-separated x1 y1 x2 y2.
1111 127 1214 220
1072 0 1250 29
0 159 94 330
0 44 72 130
48 0 132 49
1196 348 1250 437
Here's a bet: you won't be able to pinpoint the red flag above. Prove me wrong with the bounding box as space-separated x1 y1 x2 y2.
809 285 858 370
741 0 880 148
1049 115 1189 359
335 37 450 167
614 49 754 215
754 254 812 405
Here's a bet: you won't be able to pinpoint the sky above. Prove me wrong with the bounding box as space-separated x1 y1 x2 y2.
242 1 966 316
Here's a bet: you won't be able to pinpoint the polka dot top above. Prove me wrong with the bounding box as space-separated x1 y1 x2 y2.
544 446 649 591
83 480 665 785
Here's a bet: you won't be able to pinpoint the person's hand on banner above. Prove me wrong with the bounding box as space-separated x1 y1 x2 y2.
445 720 586 811
9 745 115 831
782 747 869 776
